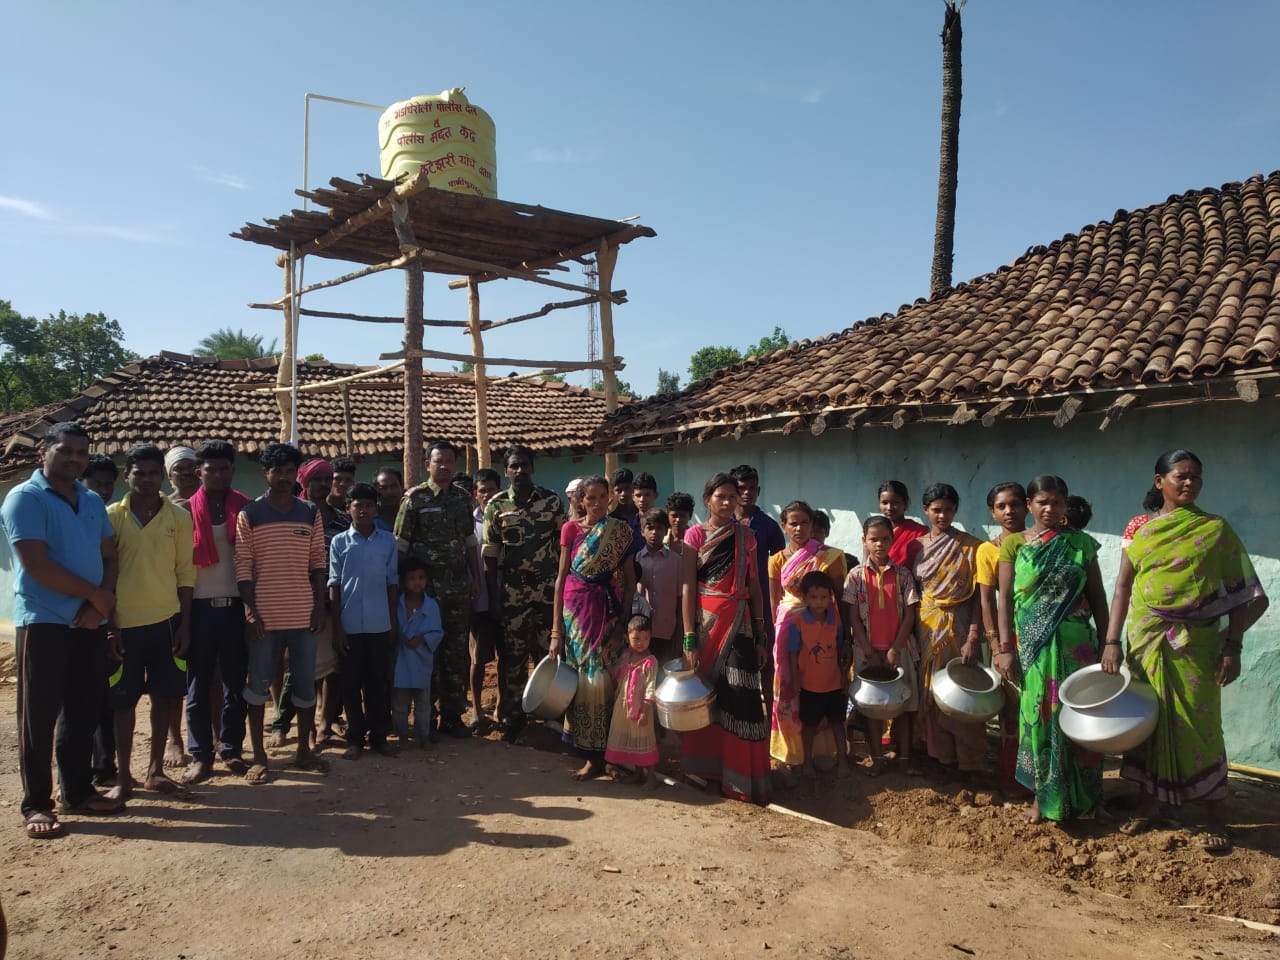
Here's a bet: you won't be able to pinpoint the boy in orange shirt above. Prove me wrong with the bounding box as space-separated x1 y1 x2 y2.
785 571 852 785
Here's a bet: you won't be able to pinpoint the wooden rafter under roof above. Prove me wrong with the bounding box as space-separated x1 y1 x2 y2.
231 170 656 273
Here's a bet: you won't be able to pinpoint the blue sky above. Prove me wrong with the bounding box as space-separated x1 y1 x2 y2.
3 1 1279 397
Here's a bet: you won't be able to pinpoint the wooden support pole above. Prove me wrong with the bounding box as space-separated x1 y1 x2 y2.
597 239 621 477
697 425 725 444
1053 396 1084 429
276 256 295 442
1098 393 1139 432
382 349 623 372
891 408 916 430
809 413 828 437
949 402 978 425
468 279 491 469
480 291 627 332
846 409 871 431
248 303 470 327
340 384 354 456
404 263 425 487
981 399 1015 428
242 360 406 395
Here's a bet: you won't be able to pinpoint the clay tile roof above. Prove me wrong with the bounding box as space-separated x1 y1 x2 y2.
1 354 626 480
600 171 1280 443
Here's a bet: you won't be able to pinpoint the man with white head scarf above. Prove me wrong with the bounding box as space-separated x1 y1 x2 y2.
165 446 199 507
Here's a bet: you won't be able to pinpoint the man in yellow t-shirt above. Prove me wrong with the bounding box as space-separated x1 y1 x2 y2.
105 445 195 799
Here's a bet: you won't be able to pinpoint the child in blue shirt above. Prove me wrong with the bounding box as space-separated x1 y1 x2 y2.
394 557 444 747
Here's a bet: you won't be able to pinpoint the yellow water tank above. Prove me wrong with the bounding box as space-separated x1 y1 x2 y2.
378 88 497 198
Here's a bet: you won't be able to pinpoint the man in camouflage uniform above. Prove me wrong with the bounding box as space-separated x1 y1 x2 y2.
483 445 566 744
395 441 481 738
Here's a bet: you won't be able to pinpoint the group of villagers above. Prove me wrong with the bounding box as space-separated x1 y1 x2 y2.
625 452 1266 854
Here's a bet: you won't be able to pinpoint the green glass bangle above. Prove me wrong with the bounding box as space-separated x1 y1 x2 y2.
682 633 698 651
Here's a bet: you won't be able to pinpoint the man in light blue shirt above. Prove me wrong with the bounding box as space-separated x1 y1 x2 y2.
1 422 124 837
328 483 399 759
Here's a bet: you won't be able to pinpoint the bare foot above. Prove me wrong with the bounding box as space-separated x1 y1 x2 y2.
181 760 213 786
105 777 138 802
1020 801 1043 825
572 761 602 781
315 726 333 746
267 731 288 749
163 741 190 769
143 773 186 795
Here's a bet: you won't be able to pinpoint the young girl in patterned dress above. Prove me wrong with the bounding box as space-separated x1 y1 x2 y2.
605 615 660 788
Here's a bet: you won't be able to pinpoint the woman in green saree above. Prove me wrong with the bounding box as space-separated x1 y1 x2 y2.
996 475 1109 823
1104 450 1268 851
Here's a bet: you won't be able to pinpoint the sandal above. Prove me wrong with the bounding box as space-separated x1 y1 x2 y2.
293 755 331 774
25 811 64 840
1118 815 1152 837
865 757 889 779
1198 830 1233 854
244 763 270 785
62 791 126 815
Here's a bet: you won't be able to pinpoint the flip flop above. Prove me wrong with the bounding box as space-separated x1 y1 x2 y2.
1198 830 1233 854
62 792 126 815
25 811 64 840
244 763 270 785
223 757 248 776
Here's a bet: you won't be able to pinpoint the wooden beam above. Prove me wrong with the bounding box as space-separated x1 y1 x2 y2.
846 409 871 430
891 408 916 430
597 239 620 478
981 399 1016 428
782 415 807 436
809 413 828 437
340 384 354 456
404 263 424 487
265 250 417 303
697 425 725 444
381 348 623 372
480 291 627 332
248 303 471 327
416 245 626 301
298 170 434 260
468 279 491 469
1053 396 1084 429
276 256 294 442
1098 392 1139 432
1237 377 1260 402
243 360 407 394
949 402 978 425
732 422 751 441
390 197 417 254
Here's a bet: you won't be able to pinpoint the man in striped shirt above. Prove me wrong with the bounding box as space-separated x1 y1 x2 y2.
235 443 329 783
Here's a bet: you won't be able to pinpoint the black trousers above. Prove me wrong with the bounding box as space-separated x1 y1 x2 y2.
17 623 108 817
342 631 391 747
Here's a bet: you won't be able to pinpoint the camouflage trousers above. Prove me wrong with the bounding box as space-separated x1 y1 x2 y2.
496 586 555 729
432 596 472 723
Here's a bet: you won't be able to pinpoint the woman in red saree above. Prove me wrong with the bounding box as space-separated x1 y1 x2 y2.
680 473 772 804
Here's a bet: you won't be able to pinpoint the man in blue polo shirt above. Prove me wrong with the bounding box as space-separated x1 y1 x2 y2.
1 422 125 839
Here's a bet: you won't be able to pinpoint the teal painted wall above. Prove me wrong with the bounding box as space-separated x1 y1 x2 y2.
671 402 1280 773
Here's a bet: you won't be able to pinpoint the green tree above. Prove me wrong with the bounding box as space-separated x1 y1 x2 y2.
688 345 743 384
590 375 635 397
0 302 138 412
194 327 279 360
655 368 681 395
303 352 327 362
745 326 791 358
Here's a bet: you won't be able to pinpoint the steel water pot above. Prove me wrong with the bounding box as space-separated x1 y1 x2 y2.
931 658 1004 724
655 658 716 732
1058 664 1160 754
522 655 578 720
849 664 911 720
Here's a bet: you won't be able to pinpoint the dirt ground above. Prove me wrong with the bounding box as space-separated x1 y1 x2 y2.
1 648 1277 960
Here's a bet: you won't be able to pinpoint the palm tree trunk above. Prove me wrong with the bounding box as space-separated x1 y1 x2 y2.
930 1 963 300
